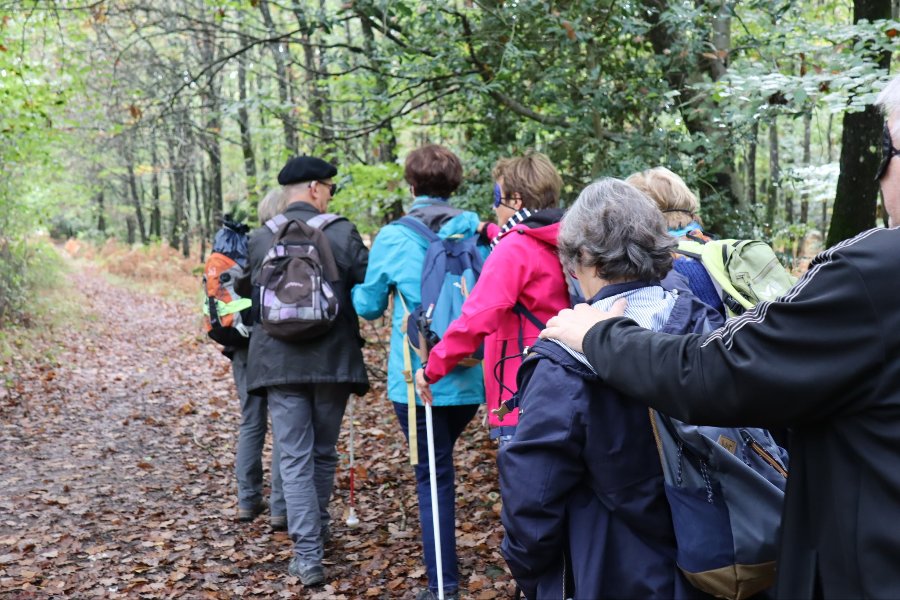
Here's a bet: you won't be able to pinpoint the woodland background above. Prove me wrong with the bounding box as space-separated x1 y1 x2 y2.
1 2 899 597
2 0 900 320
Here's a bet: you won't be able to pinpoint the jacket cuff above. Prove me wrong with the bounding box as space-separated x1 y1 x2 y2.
423 363 442 385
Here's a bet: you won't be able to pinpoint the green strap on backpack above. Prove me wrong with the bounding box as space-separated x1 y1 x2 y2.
677 239 797 317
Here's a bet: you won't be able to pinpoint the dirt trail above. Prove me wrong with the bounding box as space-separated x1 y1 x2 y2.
0 265 512 599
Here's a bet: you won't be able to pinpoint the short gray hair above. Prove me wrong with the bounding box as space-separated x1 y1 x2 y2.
258 188 287 224
558 178 677 282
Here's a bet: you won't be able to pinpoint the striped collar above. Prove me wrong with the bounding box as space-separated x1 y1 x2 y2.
551 282 678 373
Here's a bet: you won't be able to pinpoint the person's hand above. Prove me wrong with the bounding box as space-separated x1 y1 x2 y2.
539 299 627 353
477 221 489 234
415 368 433 406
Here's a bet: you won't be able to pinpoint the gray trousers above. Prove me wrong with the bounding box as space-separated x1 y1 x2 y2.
232 347 285 514
267 383 349 565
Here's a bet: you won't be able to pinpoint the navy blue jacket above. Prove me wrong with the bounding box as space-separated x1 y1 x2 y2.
498 283 714 600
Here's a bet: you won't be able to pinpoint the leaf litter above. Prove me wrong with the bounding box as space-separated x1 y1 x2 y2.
0 264 514 598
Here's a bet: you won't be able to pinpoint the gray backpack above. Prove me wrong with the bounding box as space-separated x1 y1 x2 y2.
258 213 343 341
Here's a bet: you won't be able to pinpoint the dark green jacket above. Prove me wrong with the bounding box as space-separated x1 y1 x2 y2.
246 201 370 395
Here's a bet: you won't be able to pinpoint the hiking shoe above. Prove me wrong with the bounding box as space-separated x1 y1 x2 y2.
321 524 332 544
415 590 460 600
270 514 287 531
238 499 268 522
287 556 325 586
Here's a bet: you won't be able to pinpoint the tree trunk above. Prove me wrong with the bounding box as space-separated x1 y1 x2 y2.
827 0 891 247
642 0 745 230
747 121 758 208
194 171 207 262
126 215 136 245
150 132 162 239
258 0 299 155
801 112 812 223
182 168 191 258
291 0 333 159
237 33 259 203
257 72 271 178
166 130 186 250
766 117 779 232
125 136 148 244
360 13 402 221
97 190 106 233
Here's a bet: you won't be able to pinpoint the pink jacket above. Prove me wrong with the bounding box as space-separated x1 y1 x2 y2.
424 215 570 427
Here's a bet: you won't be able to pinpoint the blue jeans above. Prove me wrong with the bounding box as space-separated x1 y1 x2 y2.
232 347 284 515
393 401 479 594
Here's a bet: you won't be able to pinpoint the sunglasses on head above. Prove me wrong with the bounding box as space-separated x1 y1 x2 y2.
875 123 900 181
311 180 340 196
493 183 517 209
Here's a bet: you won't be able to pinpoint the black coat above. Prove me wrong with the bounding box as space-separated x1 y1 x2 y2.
245 201 370 395
583 227 900 599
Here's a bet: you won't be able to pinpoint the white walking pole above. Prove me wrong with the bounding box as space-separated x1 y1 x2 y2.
345 394 360 527
425 402 444 600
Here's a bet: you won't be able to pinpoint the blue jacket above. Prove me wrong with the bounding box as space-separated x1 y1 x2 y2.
352 198 486 406
498 281 714 600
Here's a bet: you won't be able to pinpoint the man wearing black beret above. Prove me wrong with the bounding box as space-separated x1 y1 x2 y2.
245 155 370 585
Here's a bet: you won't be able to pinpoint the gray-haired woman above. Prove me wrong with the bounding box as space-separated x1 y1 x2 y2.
258 187 288 224
497 178 716 599
233 187 289 530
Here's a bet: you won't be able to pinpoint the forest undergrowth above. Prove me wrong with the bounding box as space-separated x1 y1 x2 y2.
0 251 511 599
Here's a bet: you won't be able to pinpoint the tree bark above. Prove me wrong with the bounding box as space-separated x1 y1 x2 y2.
801 112 812 223
237 33 258 203
642 0 745 229
126 215 136 245
258 0 299 155
766 117 779 232
291 0 334 160
827 0 891 247
194 170 206 261
747 121 758 207
125 135 148 244
166 127 186 250
96 190 106 233
150 131 162 239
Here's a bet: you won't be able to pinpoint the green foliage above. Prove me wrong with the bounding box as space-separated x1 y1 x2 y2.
333 163 406 234
3 0 899 249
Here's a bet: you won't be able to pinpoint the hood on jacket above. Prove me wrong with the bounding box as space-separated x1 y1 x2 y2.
406 198 469 234
520 208 565 229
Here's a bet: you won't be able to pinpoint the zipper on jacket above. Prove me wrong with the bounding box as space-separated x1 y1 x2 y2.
740 430 787 478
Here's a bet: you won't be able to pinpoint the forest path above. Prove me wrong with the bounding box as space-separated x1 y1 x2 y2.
0 262 511 599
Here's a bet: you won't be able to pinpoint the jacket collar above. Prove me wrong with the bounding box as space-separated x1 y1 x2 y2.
585 279 659 304
285 201 322 216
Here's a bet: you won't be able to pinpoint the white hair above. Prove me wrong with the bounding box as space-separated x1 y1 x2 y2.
257 188 288 224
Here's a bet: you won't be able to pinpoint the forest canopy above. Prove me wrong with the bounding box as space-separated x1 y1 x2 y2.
1 0 898 313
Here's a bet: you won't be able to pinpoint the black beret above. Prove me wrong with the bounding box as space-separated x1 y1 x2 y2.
277 156 338 185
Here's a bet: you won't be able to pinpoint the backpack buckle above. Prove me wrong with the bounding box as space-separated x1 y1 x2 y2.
401 369 413 383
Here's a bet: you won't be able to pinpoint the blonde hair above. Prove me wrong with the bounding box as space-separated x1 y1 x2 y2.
492 150 563 211
258 188 288 224
625 167 702 230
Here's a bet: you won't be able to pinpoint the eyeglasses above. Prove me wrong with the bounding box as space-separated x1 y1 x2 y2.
875 123 900 181
493 183 517 209
311 181 340 196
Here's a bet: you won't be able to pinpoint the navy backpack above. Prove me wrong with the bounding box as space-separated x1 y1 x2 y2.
395 216 484 365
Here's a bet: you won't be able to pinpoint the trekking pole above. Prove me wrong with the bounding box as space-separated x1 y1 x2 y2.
346 394 360 528
416 308 444 600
